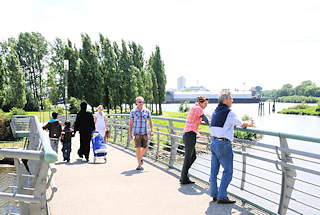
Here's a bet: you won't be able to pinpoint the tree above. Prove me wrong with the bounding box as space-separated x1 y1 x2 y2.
129 42 145 97
99 34 116 113
119 40 137 111
46 66 60 105
113 41 125 113
278 84 295 97
15 32 48 110
295 80 316 96
50 38 65 101
64 40 82 99
4 48 27 109
79 34 103 112
150 46 166 114
0 57 6 108
143 67 153 106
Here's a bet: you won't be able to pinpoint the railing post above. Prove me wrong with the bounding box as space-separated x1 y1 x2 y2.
120 124 123 143
113 118 118 144
29 158 50 215
168 120 178 168
240 143 247 190
126 119 130 148
278 136 297 215
156 128 160 160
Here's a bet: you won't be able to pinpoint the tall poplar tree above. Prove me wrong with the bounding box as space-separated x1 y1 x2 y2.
0 57 5 108
5 48 26 109
79 34 103 112
50 38 65 101
150 46 166 115
64 40 81 99
99 34 116 113
129 42 145 97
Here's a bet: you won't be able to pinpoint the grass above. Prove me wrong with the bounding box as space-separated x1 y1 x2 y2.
0 140 25 148
279 104 320 116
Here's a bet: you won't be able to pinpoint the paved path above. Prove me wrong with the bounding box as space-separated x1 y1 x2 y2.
49 133 265 215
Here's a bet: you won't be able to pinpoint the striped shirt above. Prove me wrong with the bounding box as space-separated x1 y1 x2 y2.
183 103 204 134
130 107 151 135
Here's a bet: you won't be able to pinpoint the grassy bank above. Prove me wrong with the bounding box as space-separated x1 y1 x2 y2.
279 103 320 116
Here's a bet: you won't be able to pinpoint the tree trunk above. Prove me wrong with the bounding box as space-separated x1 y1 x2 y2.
159 103 162 115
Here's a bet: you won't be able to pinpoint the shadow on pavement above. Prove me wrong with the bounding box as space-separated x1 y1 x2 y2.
121 169 145 176
55 159 89 166
178 183 207 196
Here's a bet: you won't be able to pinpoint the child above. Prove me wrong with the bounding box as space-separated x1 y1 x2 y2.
43 112 62 153
60 121 75 162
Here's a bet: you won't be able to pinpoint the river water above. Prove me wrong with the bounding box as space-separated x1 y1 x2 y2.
163 103 320 215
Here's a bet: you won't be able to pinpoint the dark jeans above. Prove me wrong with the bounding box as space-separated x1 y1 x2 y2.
180 131 197 182
62 142 71 161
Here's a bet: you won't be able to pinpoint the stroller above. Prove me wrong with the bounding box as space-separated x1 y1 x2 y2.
91 131 107 163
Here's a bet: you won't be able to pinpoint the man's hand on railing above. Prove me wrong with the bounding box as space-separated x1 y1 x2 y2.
241 120 254 128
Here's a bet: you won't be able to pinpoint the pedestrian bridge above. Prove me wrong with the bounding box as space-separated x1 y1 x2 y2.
1 114 320 215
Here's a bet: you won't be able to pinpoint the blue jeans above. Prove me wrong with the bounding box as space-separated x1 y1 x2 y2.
209 138 233 200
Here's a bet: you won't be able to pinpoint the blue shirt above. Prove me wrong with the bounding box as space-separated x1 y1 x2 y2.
130 107 151 135
209 110 242 142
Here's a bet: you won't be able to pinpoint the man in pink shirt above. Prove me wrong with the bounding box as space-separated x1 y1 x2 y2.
180 96 209 184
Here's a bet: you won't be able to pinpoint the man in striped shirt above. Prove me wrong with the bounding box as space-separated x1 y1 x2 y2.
129 96 154 170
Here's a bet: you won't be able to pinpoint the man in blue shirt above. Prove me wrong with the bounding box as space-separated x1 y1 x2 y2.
209 90 254 204
129 96 154 170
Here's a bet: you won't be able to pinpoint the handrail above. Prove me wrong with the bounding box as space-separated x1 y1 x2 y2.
1 115 58 215
107 113 320 144
106 114 320 215
11 115 58 163
236 127 320 143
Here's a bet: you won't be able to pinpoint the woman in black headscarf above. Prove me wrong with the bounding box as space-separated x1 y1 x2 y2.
74 101 95 162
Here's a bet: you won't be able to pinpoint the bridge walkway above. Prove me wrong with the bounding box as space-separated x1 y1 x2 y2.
49 133 266 215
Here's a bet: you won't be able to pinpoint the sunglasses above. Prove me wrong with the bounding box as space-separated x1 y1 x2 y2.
137 101 144 104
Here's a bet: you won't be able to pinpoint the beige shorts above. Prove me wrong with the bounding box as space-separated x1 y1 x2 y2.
134 134 148 148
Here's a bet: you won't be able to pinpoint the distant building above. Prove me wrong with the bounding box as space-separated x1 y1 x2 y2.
186 86 209 91
177 76 186 90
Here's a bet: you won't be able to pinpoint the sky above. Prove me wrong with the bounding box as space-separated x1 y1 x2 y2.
1 0 320 91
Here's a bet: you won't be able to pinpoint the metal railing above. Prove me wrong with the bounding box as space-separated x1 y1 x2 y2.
106 114 320 215
0 115 58 215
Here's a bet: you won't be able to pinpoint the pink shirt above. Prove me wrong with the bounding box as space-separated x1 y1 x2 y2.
183 103 204 134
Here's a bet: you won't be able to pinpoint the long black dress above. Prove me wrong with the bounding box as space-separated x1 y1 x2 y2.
74 109 95 161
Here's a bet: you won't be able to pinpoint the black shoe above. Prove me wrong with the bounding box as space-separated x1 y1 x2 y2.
67 159 70 163
136 166 142 170
217 198 236 204
212 197 217 202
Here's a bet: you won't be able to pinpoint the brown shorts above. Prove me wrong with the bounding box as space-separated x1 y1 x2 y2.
134 134 148 148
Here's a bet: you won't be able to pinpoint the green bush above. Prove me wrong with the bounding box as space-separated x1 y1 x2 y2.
179 101 190 113
234 115 257 140
7 107 26 120
277 96 320 103
54 106 65 115
24 90 39 111
0 110 17 140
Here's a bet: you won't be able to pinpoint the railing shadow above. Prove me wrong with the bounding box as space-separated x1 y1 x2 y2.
205 200 255 215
